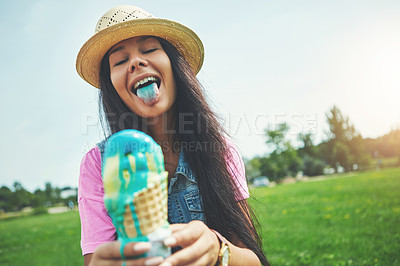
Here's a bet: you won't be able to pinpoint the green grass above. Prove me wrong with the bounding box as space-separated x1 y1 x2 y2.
0 168 399 265
380 156 400 168
0 211 83 266
250 167 400 265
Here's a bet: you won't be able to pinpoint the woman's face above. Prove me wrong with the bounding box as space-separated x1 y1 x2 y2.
108 36 176 118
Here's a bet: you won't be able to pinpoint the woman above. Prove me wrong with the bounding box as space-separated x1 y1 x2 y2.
76 5 268 266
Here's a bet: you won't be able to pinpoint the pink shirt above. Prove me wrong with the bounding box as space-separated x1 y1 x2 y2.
78 140 249 255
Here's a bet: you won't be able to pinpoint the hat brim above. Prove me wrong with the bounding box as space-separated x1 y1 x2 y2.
76 18 204 88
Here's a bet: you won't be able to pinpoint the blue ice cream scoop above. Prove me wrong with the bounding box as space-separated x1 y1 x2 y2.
102 129 170 258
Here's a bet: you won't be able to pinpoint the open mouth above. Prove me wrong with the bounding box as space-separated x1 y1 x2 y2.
131 76 161 95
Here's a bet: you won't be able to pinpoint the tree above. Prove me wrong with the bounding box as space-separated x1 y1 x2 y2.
32 189 47 207
331 141 352 171
11 182 32 211
244 157 262 183
326 105 357 143
0 186 13 212
325 106 370 172
298 133 316 157
45 182 52 203
266 123 289 154
263 123 303 181
44 182 59 205
348 135 371 170
297 133 327 176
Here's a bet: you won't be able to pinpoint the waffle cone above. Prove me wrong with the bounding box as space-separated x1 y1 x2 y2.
122 176 168 238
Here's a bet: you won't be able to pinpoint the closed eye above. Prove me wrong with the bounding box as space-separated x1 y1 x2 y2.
143 48 157 54
114 58 128 66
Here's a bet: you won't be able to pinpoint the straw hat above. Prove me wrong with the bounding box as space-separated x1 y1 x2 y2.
76 5 204 88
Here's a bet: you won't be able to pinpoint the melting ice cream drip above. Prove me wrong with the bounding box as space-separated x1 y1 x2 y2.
102 129 170 258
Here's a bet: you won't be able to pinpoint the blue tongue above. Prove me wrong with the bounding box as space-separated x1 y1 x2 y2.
136 83 158 104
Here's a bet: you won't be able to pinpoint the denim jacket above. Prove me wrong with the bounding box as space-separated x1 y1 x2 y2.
97 140 206 225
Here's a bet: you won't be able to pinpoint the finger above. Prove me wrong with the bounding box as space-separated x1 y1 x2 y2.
161 240 209 266
95 241 151 260
183 255 216 266
95 241 123 260
169 223 187 233
124 242 152 258
164 221 204 248
122 256 164 266
163 226 220 266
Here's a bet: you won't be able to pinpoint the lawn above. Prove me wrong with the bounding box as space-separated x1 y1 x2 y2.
250 167 400 265
0 210 83 266
0 167 399 265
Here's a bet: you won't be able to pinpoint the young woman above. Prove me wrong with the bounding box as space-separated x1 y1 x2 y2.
76 5 269 266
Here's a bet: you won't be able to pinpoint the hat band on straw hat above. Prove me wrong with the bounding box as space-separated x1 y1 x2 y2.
76 5 204 89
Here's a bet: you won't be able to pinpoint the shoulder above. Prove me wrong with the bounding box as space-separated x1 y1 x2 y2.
80 139 107 169
78 145 103 201
224 137 249 200
79 145 102 180
225 137 242 160
80 146 102 167
224 137 245 174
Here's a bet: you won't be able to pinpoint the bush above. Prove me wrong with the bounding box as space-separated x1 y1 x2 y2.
302 154 327 176
32 207 48 215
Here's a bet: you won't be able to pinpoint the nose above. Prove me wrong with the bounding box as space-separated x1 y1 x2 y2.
128 56 148 72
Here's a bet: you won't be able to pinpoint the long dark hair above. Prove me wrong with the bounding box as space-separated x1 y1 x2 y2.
98 37 269 265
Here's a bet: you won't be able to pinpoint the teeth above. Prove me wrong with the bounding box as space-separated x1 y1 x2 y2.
133 76 158 90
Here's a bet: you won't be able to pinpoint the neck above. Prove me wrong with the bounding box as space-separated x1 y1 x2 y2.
144 108 178 155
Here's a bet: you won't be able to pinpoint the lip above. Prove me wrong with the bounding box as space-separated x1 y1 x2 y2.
129 73 162 93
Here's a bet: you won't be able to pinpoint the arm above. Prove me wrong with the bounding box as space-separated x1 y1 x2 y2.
83 254 92 266
78 147 117 257
226 236 261 266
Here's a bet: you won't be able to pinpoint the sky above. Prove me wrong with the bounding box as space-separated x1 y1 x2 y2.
1 0 399 192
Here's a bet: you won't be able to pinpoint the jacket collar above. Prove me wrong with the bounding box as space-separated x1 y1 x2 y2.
174 149 197 183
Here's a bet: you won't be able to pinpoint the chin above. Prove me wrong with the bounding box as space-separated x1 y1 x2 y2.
138 106 168 118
